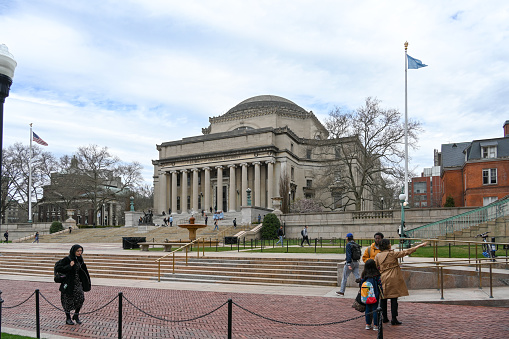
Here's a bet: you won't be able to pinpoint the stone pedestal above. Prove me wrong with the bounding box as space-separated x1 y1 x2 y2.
125 211 144 227
63 209 77 229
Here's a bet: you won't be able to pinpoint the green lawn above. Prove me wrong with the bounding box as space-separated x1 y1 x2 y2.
1 333 34 339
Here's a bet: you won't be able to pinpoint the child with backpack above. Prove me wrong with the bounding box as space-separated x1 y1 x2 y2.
361 259 382 331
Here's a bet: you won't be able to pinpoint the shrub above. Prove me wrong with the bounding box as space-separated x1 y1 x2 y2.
260 213 281 240
444 196 455 207
50 221 64 234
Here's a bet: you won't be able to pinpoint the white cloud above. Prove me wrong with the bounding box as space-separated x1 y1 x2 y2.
1 0 509 185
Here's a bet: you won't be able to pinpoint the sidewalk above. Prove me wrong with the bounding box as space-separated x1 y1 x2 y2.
1 242 509 338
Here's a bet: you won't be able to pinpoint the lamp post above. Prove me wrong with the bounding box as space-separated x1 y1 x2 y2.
288 191 291 214
246 188 252 206
0 44 17 218
130 196 134 212
381 197 384 218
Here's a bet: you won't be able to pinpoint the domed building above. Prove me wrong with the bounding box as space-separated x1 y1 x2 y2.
152 95 371 214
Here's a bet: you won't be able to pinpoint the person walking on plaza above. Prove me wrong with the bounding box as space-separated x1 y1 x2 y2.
258 214 262 223
32 232 39 243
362 232 384 262
361 259 382 331
375 239 428 325
336 233 361 296
275 226 285 246
213 220 219 231
233 218 237 228
169 216 173 227
300 225 311 246
3 230 8 243
55 244 91 325
204 215 208 225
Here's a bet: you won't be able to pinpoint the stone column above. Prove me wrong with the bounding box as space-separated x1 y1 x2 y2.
241 163 248 206
181 170 188 213
158 171 167 214
267 160 275 208
192 168 199 213
109 203 113 226
204 167 211 212
228 164 236 212
254 162 261 207
216 166 223 211
171 171 177 214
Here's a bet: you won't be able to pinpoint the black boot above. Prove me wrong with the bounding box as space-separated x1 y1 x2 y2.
65 312 74 325
391 318 402 325
73 307 82 324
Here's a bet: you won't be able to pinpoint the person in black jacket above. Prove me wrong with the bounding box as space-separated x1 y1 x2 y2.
55 244 91 325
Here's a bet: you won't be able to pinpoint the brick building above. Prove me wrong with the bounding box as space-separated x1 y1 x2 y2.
440 120 509 207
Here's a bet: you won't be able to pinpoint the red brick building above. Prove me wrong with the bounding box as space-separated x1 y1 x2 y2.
440 121 509 207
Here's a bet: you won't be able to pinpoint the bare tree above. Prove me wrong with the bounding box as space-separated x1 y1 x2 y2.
279 173 290 214
314 97 421 211
1 143 58 221
70 145 143 224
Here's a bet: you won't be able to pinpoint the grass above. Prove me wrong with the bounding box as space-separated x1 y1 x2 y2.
1 334 35 339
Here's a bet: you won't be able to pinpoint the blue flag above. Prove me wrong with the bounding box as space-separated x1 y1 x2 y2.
407 55 427 69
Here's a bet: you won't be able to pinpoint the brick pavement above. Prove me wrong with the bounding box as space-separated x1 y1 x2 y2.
1 280 508 338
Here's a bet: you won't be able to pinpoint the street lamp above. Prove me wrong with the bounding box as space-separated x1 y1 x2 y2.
381 197 384 218
288 191 291 214
0 44 17 215
246 188 252 206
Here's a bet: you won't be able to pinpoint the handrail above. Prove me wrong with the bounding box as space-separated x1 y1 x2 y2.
155 237 209 282
406 197 509 239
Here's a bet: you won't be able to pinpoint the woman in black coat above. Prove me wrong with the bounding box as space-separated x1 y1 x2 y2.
55 244 91 325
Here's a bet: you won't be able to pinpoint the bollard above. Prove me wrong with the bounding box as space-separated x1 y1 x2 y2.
448 243 451 258
36 289 40 339
286 238 289 253
118 292 123 339
440 267 444 300
237 238 240 252
228 299 232 339
314 238 317 253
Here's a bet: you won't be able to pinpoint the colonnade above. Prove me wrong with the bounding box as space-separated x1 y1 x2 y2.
158 160 277 214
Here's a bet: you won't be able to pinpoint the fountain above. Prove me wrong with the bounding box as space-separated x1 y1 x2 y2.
178 216 207 241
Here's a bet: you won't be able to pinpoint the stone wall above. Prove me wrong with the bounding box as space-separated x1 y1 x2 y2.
0 222 52 240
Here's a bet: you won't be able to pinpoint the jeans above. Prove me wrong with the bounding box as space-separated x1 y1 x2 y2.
275 235 284 246
339 261 360 293
301 236 310 246
365 301 379 326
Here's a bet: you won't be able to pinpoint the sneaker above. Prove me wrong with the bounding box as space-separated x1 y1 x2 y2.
365 325 371 330
335 291 344 296
373 326 378 331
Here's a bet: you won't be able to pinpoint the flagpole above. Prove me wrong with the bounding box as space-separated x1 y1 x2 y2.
404 41 409 202
28 123 33 223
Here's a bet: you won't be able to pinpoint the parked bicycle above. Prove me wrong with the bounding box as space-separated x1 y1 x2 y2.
476 232 496 262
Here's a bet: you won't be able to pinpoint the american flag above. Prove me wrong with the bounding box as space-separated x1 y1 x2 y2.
33 132 48 146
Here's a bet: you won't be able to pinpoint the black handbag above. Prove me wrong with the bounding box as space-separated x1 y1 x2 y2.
352 285 365 312
54 272 66 283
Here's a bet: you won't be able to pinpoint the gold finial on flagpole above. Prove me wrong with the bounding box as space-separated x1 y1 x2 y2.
404 41 408 51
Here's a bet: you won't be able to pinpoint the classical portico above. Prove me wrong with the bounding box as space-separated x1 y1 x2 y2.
153 95 330 214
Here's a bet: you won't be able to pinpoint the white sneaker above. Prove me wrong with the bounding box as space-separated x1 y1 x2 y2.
365 325 371 330
373 326 378 331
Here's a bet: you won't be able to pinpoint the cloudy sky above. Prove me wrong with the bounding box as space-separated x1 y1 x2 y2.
1 0 508 186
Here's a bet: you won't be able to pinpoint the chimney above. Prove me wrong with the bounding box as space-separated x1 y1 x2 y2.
505 120 509 137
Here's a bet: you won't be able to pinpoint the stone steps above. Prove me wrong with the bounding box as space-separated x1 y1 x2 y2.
0 252 340 287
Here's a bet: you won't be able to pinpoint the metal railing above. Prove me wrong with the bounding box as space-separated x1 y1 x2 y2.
406 197 509 239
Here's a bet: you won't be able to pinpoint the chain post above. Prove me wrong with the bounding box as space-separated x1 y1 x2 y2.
377 306 383 339
478 261 482 289
440 267 444 300
118 292 123 339
489 263 494 298
228 298 232 339
35 289 40 339
1 290 3 337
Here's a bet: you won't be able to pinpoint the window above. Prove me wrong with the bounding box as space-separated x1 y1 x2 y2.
306 180 312 188
187 196 190 210
306 149 312 159
413 182 427 194
291 167 295 180
177 197 180 210
482 146 497 159
482 168 497 185
176 174 181 187
290 143 294 153
483 197 498 206
187 175 191 187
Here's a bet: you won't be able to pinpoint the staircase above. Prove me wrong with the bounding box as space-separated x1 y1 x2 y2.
0 252 340 287
407 197 509 240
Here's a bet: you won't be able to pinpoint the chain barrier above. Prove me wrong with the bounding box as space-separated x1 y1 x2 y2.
232 301 371 326
1 291 35 309
38 291 118 315
122 294 228 323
